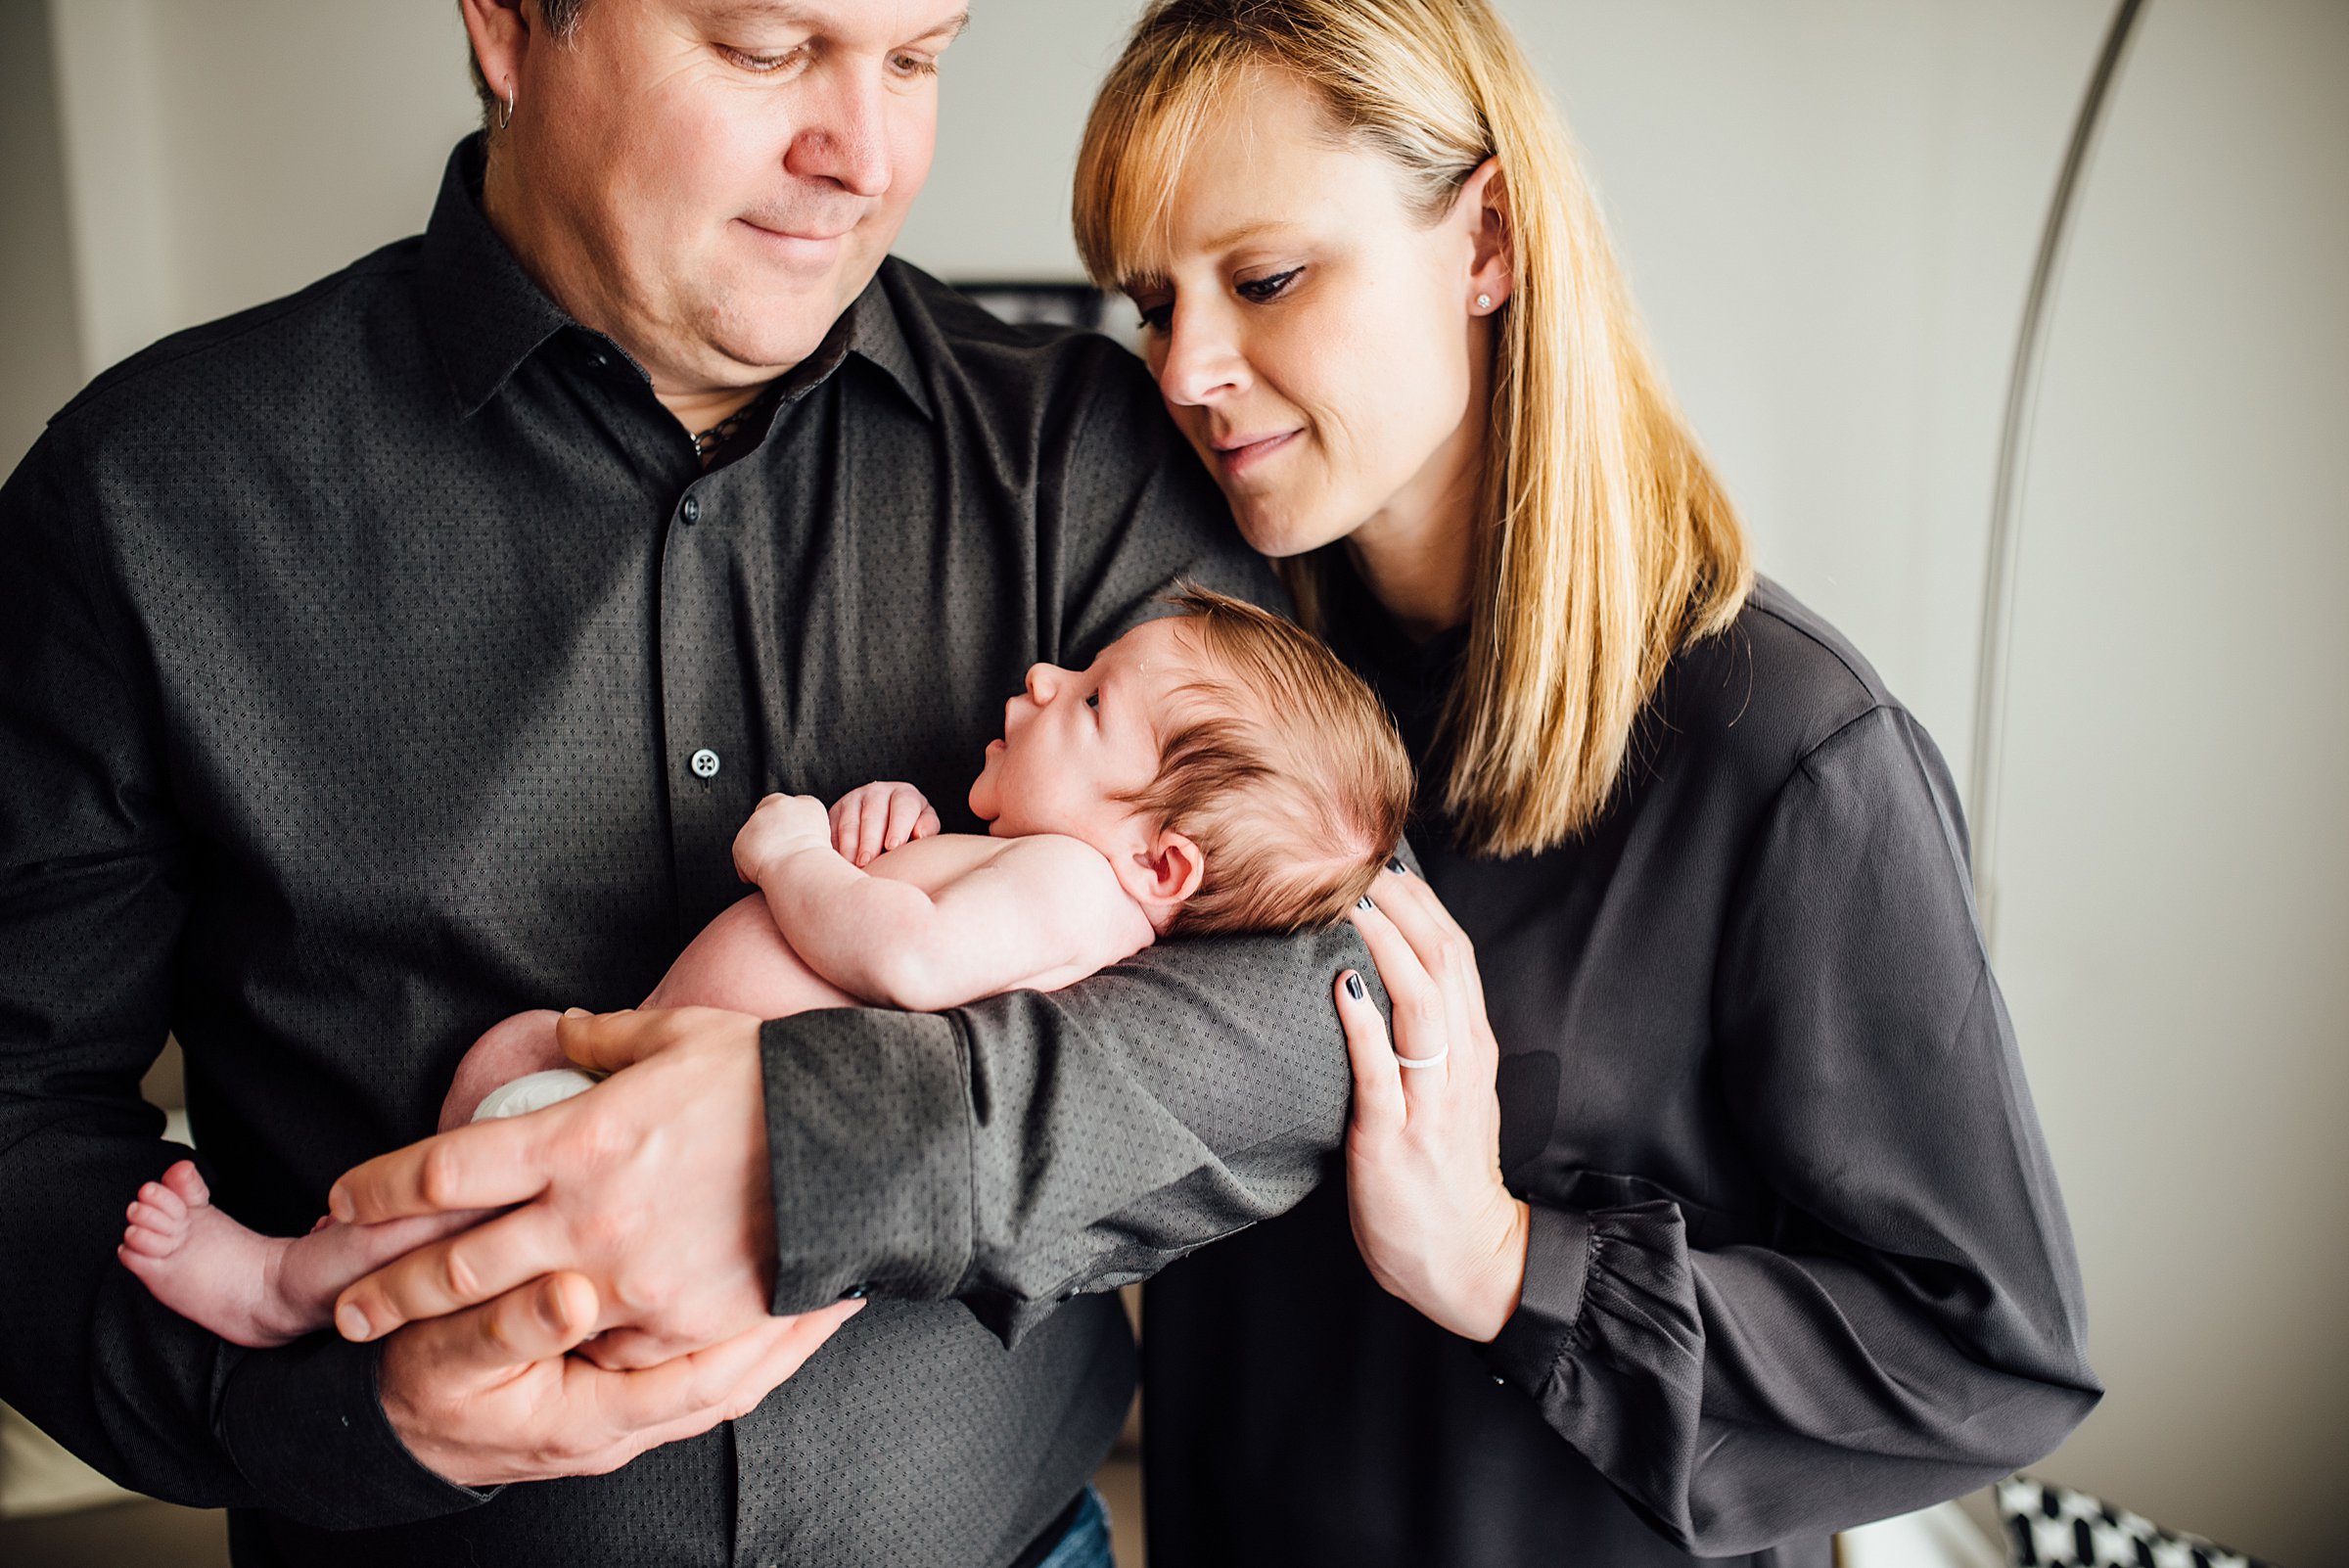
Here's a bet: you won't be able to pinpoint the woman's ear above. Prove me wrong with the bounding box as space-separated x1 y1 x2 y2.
1456 158 1515 314
1133 828 1207 907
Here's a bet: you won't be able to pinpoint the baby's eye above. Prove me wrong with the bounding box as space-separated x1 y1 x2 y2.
1084 692 1100 709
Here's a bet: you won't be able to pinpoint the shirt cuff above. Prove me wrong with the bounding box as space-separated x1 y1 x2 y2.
759 1007 975 1311
215 1332 492 1530
1476 1200 1595 1392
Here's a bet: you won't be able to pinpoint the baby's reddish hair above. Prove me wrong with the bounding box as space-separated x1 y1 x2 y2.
1127 587 1413 936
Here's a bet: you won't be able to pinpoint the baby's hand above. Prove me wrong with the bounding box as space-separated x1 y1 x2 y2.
829 781 941 868
733 793 834 885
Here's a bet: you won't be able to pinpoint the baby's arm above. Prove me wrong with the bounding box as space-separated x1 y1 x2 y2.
733 793 1154 1013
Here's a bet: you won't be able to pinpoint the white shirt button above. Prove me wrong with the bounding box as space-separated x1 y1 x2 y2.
689 748 720 779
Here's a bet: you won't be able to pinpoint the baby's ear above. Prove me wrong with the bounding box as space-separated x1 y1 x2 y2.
1133 828 1205 907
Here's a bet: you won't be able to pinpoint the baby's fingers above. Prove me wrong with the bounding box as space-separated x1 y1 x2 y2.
882 788 932 852
830 797 868 864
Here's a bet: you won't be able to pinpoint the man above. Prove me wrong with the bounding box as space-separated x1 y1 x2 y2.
0 1 1360 1562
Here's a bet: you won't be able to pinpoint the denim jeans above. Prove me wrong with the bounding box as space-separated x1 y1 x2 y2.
1032 1486 1115 1568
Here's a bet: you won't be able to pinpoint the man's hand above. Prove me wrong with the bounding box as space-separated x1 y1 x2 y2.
828 781 941 867
377 1268 862 1486
732 793 835 885
327 1007 785 1369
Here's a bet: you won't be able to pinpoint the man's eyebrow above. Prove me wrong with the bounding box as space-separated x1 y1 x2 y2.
691 2 969 42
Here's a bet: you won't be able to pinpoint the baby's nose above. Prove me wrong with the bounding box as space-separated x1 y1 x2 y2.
1024 663 1064 702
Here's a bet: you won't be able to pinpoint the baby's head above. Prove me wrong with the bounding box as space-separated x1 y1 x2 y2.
968 586 1412 935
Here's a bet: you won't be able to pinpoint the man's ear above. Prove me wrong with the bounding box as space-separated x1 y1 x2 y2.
1455 157 1515 313
1133 828 1206 908
458 0 534 118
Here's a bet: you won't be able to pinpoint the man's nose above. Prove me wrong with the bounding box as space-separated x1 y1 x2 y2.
1155 301 1247 408
785 64 895 198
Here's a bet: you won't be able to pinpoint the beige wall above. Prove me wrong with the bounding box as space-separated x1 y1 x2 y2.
0 0 81 471
1990 4 2349 1561
7 0 2346 1557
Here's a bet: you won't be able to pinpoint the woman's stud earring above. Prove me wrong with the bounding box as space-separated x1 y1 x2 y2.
1476 293 1494 312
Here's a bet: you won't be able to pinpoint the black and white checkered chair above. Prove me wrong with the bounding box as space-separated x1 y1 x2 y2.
1997 1477 2271 1568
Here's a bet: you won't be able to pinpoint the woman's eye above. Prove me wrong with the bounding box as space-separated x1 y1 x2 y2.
1132 300 1174 334
1237 267 1304 304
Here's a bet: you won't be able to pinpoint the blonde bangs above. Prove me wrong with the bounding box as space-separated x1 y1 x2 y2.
1074 39 1255 294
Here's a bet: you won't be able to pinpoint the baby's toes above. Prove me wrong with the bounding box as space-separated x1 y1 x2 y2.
121 1205 183 1255
160 1159 210 1207
135 1180 187 1222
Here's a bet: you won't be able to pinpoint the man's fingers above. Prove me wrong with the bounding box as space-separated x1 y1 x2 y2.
410 1270 602 1382
599 1302 861 1433
329 1114 548 1225
557 1004 714 1073
1335 971 1405 1134
334 1206 571 1342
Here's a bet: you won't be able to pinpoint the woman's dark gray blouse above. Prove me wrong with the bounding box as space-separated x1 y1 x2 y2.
1142 571 2100 1567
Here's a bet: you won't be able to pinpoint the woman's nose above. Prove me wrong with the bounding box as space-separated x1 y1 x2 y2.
1155 303 1246 407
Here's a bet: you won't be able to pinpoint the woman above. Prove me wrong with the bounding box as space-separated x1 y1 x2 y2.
1071 2 2100 1564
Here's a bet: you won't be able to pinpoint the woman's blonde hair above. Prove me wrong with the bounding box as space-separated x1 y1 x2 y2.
1073 0 1751 856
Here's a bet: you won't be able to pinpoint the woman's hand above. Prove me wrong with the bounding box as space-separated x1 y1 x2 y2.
1335 865 1530 1342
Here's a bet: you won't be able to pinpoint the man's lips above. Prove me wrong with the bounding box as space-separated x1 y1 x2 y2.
734 217 857 268
1210 429 1301 477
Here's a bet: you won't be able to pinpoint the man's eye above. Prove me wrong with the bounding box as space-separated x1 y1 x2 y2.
891 51 940 77
1237 267 1304 304
721 45 809 74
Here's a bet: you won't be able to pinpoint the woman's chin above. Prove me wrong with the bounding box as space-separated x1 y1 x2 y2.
1232 506 1346 561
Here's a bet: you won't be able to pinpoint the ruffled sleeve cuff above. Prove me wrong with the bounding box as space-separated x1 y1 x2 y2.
1477 1199 1702 1400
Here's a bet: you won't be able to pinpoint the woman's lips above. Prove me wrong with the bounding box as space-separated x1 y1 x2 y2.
1214 429 1300 479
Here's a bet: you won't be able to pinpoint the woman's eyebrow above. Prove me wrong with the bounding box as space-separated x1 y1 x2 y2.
1196 218 1301 253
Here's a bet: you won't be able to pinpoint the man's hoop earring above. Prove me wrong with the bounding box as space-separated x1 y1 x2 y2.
498 86 516 131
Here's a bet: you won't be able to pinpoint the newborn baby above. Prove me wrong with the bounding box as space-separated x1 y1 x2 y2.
119 587 1411 1349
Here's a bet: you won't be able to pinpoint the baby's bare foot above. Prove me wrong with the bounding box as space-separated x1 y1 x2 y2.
121 1161 487 1348
119 1161 315 1347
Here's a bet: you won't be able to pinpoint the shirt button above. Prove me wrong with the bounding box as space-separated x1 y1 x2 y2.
1491 1374 1507 1387
689 748 720 780
680 494 702 526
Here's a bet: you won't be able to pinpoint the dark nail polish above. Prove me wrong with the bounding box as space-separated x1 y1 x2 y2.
1356 895 1374 911
1345 971 1366 1000
1386 856 1406 874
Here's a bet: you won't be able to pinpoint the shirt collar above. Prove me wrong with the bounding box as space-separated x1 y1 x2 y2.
419 136 572 419
420 135 933 425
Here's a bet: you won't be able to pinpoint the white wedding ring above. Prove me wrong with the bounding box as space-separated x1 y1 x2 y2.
1394 1046 1450 1071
